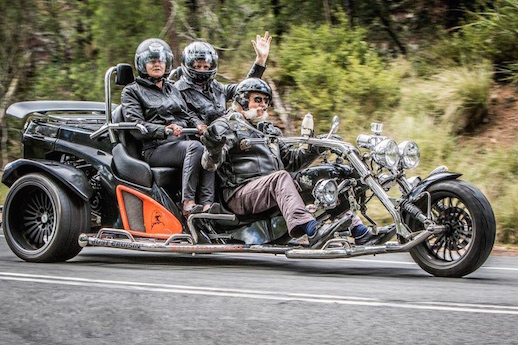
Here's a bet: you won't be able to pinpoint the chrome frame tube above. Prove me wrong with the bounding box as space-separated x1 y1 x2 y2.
78 229 287 254
78 224 443 258
104 66 117 143
187 213 237 244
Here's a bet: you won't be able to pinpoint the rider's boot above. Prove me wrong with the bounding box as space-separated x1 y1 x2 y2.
308 217 352 249
354 225 396 246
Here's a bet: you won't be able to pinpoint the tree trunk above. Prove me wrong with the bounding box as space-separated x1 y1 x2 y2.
344 0 356 27
376 0 407 55
271 0 284 37
323 0 331 24
0 51 32 169
161 0 180 66
265 76 292 135
0 77 20 169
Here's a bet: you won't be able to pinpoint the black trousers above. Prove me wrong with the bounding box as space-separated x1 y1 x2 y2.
144 140 215 205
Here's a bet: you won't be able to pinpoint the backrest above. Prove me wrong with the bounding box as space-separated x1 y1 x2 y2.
116 63 135 86
112 105 143 159
111 104 177 188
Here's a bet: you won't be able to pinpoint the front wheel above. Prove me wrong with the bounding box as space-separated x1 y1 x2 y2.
2 173 90 262
407 180 496 277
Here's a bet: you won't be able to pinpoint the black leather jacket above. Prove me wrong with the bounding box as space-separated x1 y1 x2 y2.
121 77 203 150
203 111 319 201
174 63 266 125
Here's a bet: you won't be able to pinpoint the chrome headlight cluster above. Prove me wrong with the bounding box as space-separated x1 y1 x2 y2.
372 139 399 169
312 179 338 209
398 141 420 169
357 135 420 170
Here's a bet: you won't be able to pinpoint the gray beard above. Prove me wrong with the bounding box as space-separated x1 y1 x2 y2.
243 108 268 122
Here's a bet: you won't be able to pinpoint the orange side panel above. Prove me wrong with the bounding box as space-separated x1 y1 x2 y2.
116 185 183 238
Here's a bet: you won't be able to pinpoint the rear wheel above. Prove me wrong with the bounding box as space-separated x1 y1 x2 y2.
407 180 495 277
2 173 89 262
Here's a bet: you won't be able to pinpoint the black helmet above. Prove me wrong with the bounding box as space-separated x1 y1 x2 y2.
134 38 174 78
234 78 272 110
180 42 218 85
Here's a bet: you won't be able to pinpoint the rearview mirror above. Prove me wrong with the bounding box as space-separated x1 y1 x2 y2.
326 115 340 138
331 116 339 133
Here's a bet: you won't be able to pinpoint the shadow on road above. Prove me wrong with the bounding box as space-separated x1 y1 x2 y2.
71 250 435 279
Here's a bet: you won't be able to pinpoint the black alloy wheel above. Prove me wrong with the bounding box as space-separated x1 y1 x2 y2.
2 173 89 262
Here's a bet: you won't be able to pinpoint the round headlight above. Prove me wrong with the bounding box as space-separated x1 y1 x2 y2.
312 179 338 208
373 139 399 168
398 141 420 169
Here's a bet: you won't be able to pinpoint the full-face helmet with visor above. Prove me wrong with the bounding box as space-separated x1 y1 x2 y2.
181 42 219 85
134 38 174 78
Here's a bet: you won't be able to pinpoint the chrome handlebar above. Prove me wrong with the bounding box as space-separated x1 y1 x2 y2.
90 122 148 140
90 124 199 140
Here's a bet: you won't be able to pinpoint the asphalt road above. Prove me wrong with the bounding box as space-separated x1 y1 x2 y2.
0 234 517 345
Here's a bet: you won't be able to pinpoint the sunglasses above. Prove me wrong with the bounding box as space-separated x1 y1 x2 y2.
253 96 270 105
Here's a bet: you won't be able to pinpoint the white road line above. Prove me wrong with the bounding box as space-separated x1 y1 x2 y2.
1 272 517 315
481 266 518 271
345 258 518 271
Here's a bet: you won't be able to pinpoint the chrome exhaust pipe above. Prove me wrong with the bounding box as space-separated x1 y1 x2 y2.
285 228 436 259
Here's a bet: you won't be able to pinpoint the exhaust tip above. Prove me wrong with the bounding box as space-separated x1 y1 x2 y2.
78 234 89 248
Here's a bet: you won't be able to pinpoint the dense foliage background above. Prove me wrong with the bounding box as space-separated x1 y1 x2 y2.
1 0 517 244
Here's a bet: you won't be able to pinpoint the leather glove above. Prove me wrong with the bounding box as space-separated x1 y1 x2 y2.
201 126 226 155
257 121 283 136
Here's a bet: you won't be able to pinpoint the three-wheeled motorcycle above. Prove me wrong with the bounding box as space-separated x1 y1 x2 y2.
1 64 496 277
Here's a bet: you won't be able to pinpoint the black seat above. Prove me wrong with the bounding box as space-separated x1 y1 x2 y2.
111 142 153 187
111 105 179 188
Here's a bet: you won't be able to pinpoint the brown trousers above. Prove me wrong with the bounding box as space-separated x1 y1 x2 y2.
226 170 314 237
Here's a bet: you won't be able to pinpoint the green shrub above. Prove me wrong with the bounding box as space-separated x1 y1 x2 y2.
416 0 518 81
278 15 401 133
34 62 103 101
407 64 491 135
0 182 8 204
445 142 518 244
464 0 518 68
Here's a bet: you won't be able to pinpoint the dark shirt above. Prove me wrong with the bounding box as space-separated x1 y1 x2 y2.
174 63 266 125
203 111 318 201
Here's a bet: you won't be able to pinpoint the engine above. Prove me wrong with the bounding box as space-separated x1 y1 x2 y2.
295 163 356 212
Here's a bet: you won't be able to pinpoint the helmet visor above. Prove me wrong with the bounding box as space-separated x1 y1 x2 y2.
140 50 171 65
184 52 218 70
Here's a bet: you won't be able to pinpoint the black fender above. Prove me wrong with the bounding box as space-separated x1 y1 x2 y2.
2 159 93 201
407 172 462 202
